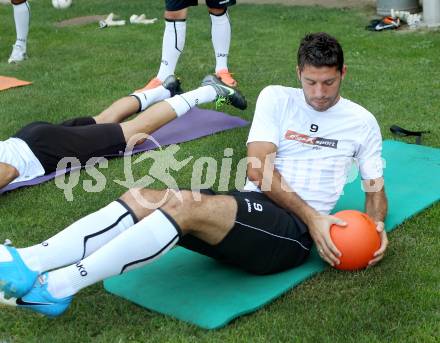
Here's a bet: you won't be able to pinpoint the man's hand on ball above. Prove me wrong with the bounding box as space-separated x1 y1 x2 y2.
308 215 346 267
368 221 388 267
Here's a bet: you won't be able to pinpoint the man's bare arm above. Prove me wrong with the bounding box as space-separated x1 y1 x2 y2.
364 178 388 266
246 142 346 266
247 142 318 222
0 162 19 189
364 178 387 222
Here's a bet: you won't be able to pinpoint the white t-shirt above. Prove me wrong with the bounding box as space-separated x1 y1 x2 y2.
244 86 383 214
0 138 45 184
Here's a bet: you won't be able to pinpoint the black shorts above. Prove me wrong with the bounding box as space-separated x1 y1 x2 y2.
178 190 313 275
13 117 126 174
165 0 236 11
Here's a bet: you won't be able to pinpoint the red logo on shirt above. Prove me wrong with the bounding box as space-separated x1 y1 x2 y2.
285 130 338 149
285 131 317 144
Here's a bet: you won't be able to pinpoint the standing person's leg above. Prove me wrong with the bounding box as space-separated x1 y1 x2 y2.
155 8 187 82
207 0 237 87
138 0 198 91
9 0 30 64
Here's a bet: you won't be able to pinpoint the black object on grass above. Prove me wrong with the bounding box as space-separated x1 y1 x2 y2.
390 125 430 145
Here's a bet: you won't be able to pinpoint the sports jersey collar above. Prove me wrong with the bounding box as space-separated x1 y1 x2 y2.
300 89 344 114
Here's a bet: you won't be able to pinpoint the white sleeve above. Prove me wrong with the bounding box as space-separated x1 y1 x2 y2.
355 116 384 180
246 86 281 147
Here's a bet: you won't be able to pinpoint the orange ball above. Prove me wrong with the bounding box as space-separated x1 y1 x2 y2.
330 210 381 271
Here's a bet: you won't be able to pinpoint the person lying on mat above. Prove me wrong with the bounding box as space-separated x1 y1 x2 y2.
0 32 387 317
0 74 247 189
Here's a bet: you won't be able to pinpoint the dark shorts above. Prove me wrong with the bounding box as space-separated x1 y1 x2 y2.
178 190 313 275
165 0 236 11
13 117 126 174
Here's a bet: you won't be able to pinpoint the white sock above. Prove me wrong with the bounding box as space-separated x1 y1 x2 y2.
13 2 30 50
46 210 180 298
156 20 186 81
165 86 217 117
131 85 171 112
17 200 136 273
210 10 231 72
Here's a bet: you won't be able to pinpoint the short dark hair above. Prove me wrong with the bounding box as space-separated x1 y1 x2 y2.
297 32 344 72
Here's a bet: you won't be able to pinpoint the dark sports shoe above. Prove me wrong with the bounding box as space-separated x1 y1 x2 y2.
162 75 183 97
201 75 247 110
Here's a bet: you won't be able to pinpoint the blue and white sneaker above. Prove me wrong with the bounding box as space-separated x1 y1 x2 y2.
14 273 73 317
0 244 38 299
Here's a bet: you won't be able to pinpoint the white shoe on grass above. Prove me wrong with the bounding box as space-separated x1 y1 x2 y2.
8 44 27 64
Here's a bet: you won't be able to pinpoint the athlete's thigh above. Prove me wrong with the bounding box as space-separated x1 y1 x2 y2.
180 191 313 274
226 191 312 273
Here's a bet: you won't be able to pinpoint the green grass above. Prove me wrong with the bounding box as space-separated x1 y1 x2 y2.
1 0 439 341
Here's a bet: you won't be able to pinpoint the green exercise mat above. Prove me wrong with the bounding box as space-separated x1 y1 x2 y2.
104 140 440 329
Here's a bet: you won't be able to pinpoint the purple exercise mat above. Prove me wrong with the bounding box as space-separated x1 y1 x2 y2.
0 107 248 194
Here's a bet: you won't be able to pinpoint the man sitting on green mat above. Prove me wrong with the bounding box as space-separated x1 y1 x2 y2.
0 32 388 317
0 75 246 189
